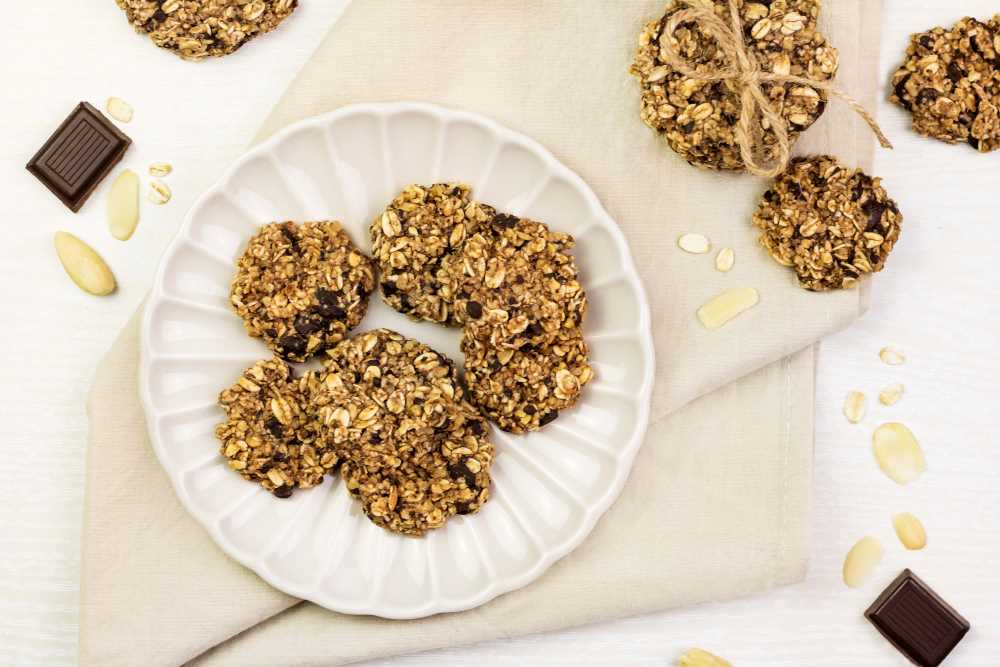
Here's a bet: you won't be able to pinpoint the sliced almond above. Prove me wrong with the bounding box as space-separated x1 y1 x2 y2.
873 423 926 485
843 390 866 424
678 233 711 254
697 287 759 329
893 512 927 550
879 383 905 406
148 179 172 205
843 536 884 588
53 232 116 296
106 96 133 123
879 346 906 365
108 170 140 240
715 247 735 272
679 648 732 667
149 162 173 177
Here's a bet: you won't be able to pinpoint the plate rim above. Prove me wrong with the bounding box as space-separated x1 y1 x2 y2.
139 101 655 619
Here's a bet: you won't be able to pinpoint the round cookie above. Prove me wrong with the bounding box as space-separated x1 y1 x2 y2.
889 16 1000 153
115 0 297 60
340 400 493 536
443 214 588 350
216 358 338 498
461 327 594 434
630 0 839 171
753 156 903 291
371 184 495 325
230 221 376 362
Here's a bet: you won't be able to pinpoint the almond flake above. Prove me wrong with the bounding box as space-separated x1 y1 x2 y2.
892 512 927 550
679 648 732 667
697 287 759 329
879 383 905 406
108 170 140 240
873 423 926 485
106 97 133 123
879 346 906 365
149 162 173 177
715 247 735 272
148 179 172 205
843 536 884 588
843 390 866 423
677 233 711 254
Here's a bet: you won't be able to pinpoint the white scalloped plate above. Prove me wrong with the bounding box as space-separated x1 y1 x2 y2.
140 102 654 619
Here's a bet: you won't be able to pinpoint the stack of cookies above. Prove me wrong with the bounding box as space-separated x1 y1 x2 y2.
371 183 594 433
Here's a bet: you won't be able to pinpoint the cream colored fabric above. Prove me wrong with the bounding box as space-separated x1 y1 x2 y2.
80 1 883 664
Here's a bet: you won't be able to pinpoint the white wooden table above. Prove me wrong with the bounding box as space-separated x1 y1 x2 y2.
1 1 997 664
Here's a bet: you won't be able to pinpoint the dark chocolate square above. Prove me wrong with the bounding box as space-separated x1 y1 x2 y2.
865 569 970 667
26 102 132 212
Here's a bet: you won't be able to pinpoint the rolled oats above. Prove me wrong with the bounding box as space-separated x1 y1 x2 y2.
371 183 495 325
229 221 376 362
889 16 1000 152
216 358 337 498
753 156 903 291
115 0 298 60
630 0 839 171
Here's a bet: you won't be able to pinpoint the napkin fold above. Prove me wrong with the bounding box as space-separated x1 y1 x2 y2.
80 1 884 664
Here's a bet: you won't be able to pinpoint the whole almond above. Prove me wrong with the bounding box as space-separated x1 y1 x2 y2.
678 233 712 254
108 170 140 240
873 423 926 485
54 232 116 296
697 287 759 329
679 648 732 667
893 512 927 550
843 536 883 588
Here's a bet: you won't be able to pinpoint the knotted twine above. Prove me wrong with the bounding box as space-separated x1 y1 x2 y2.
658 0 892 178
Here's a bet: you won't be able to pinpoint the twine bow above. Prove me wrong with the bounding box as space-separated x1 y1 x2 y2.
658 0 892 177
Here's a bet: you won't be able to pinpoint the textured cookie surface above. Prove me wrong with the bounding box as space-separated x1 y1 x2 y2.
889 15 1000 152
371 184 495 325
216 358 338 498
753 155 903 291
630 0 839 170
230 221 375 362
115 0 297 60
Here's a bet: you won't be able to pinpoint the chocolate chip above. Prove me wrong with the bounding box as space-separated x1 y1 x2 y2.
523 404 537 416
317 303 346 320
468 420 486 436
947 62 965 84
265 418 284 438
381 281 398 297
273 485 293 499
455 501 473 515
294 314 322 335
862 200 885 231
919 35 934 49
466 301 483 319
968 136 981 150
273 451 287 462
892 74 912 109
539 411 559 426
153 9 166 21
277 335 307 356
681 121 696 134
916 88 940 105
279 225 300 253
316 287 340 306
493 213 518 228
788 182 804 200
448 461 478 490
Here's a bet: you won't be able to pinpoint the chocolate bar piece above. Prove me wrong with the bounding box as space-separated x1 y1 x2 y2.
26 102 132 212
865 569 970 667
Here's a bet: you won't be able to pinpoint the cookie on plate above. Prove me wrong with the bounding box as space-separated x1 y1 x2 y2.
371 184 495 325
230 221 376 362
753 155 903 291
461 327 594 434
115 0 298 60
889 15 1000 152
630 0 839 170
443 213 587 350
216 358 338 498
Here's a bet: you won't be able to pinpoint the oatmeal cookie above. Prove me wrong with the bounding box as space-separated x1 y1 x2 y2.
630 0 839 171
462 327 594 434
340 399 493 536
216 358 338 498
230 221 376 362
889 16 1000 152
371 184 495 325
753 156 903 291
443 213 588 350
115 0 297 60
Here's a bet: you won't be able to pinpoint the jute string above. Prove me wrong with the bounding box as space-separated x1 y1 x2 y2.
658 0 892 178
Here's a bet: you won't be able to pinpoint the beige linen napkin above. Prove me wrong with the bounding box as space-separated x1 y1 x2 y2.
81 1 884 664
